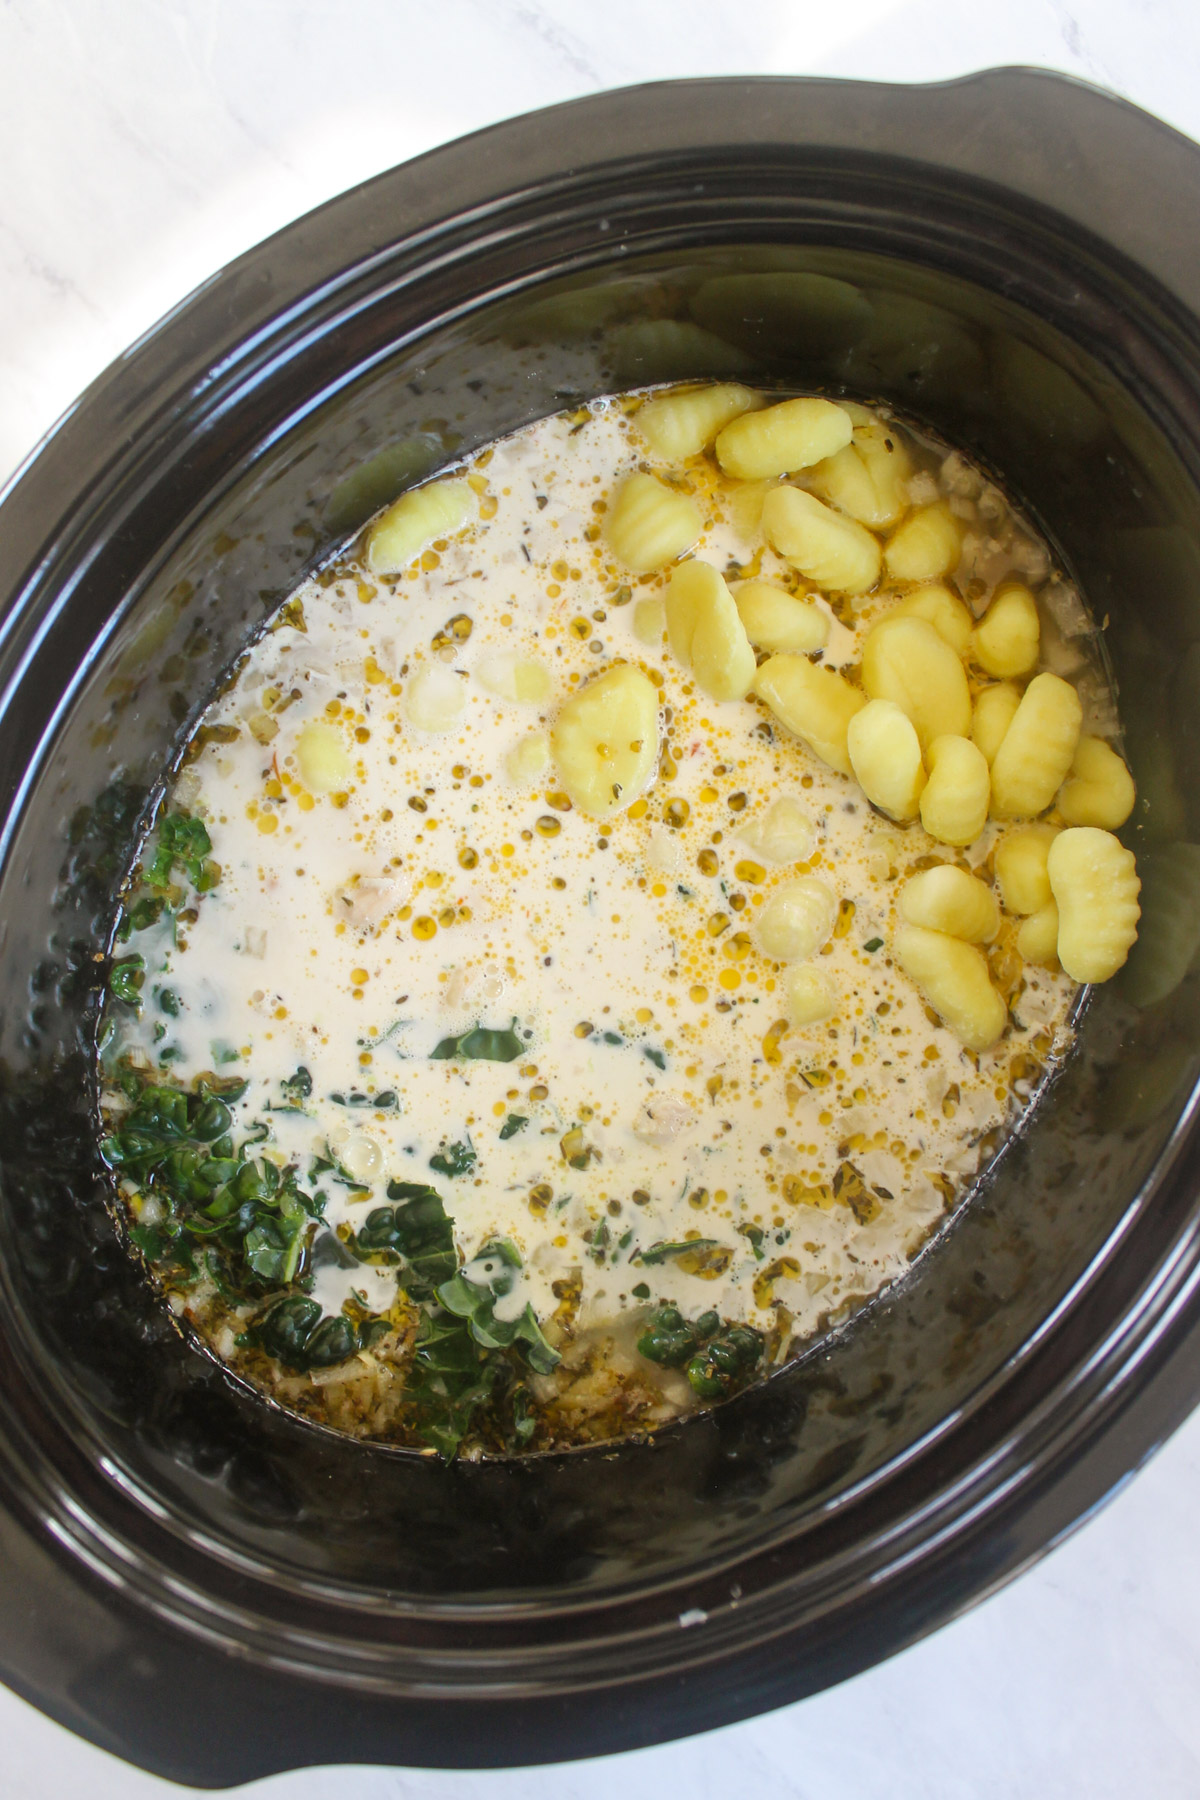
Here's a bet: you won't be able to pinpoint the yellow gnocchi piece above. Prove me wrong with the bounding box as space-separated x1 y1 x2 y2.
755 877 839 962
994 823 1059 915
972 683 1022 764
733 579 829 654
665 561 757 702
296 722 353 795
860 614 972 749
1047 826 1141 982
363 477 475 575
883 501 963 582
631 597 666 645
1016 902 1060 967
972 581 1040 677
783 964 837 1026
505 732 550 785
475 653 553 704
894 924 1008 1053
753 653 867 778
604 472 702 573
550 663 660 819
715 396 853 479
761 486 882 596
1056 734 1136 829
919 735 991 846
900 866 1000 943
805 416 912 529
726 478 773 543
635 383 762 460
846 698 925 822
402 662 466 734
889 582 974 656
737 795 815 865
990 672 1083 819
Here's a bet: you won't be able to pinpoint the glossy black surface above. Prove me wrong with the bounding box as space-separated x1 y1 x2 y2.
1 69 1200 1784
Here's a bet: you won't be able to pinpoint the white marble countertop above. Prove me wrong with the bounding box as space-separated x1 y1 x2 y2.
3 1 1200 1794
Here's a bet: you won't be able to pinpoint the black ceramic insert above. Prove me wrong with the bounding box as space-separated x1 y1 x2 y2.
0 70 1199 1785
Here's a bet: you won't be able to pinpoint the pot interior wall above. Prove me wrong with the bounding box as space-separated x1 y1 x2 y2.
2 220 1199 1610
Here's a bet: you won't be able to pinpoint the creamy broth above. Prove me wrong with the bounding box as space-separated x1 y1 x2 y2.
98 388 1122 1457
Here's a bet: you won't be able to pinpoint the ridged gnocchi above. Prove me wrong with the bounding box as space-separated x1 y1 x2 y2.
715 396 853 479
1056 734 1136 829
894 924 1008 1053
861 614 972 748
1047 827 1141 982
635 383 762 460
734 579 830 654
990 672 1083 819
665 560 757 701
754 653 866 777
550 663 660 819
605 472 702 573
900 866 1000 943
364 476 475 575
847 698 925 822
919 735 991 846
761 485 882 596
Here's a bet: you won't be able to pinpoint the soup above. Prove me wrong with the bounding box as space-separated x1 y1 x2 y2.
98 384 1140 1457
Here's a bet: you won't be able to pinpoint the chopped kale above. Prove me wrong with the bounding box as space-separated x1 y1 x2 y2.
642 1046 667 1071
430 1022 524 1063
429 1137 476 1178
499 1113 528 1140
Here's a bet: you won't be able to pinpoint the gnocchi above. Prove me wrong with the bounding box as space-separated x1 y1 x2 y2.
755 878 839 962
990 672 1083 819
1047 826 1141 982
894 924 1008 1053
1056 734 1136 829
364 476 475 575
604 472 702 572
861 613 972 748
737 795 815 865
402 662 466 734
972 581 1040 677
753 653 866 777
994 823 1059 916
919 734 991 846
883 501 963 582
847 698 925 822
900 865 1000 943
734 578 830 654
804 417 912 529
550 663 660 819
636 383 762 460
761 485 882 596
1017 902 1060 967
890 582 974 655
972 682 1022 764
784 964 837 1026
664 560 757 701
296 721 353 795
715 396 853 479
